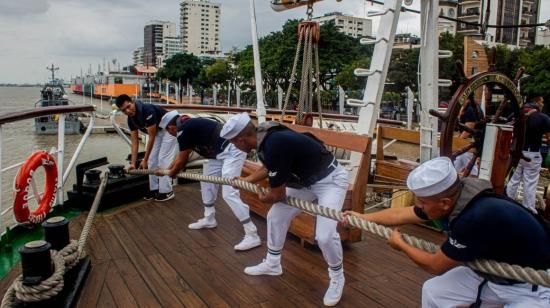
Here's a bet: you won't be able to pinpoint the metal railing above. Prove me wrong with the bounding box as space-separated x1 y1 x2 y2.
0 105 95 235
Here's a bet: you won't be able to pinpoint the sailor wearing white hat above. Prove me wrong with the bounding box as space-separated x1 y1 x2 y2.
342 157 550 307
115 95 177 202
159 111 261 251
221 113 349 307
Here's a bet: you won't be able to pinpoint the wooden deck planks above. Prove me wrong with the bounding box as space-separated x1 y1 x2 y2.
0 183 446 307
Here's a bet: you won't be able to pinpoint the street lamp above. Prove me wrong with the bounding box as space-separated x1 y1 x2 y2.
518 74 530 95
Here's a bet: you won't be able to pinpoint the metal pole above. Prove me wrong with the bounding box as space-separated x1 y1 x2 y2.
213 85 218 105
237 85 241 108
277 85 283 110
406 86 414 130
419 0 440 162
0 125 3 232
338 86 345 115
57 114 65 206
90 82 93 105
228 80 231 107
249 0 267 123
63 113 95 184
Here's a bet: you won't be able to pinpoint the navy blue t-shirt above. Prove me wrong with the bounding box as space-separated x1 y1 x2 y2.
524 111 550 151
127 101 167 133
415 196 550 269
176 118 226 159
260 130 334 188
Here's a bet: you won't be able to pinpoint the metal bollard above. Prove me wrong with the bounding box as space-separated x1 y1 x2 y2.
19 240 53 285
42 216 70 251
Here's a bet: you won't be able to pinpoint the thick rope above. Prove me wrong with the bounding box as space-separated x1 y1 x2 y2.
77 172 108 258
1 251 65 308
281 27 304 119
129 168 550 288
0 172 108 307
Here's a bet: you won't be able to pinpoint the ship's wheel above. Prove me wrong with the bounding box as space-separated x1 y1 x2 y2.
429 61 527 193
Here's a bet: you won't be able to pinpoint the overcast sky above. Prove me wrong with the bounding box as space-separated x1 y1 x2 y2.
0 0 548 83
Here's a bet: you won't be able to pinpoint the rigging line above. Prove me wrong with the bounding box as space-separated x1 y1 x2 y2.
366 0 546 29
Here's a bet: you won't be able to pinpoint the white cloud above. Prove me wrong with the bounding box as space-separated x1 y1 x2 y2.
0 0 548 83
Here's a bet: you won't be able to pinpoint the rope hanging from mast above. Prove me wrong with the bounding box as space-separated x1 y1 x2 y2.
281 1 323 128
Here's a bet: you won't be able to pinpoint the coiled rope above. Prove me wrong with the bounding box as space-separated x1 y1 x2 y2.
130 168 550 288
1 172 108 308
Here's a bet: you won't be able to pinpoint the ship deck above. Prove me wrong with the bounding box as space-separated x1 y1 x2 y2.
1 183 445 307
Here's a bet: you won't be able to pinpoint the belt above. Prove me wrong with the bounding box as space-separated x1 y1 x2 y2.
523 147 540 152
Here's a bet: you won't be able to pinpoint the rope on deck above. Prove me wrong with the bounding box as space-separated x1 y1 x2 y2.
130 168 550 288
1 172 108 308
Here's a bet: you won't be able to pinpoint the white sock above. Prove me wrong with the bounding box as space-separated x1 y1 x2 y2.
266 248 281 265
242 220 257 235
204 205 215 218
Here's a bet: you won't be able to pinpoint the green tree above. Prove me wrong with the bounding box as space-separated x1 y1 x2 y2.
157 53 202 83
234 19 370 92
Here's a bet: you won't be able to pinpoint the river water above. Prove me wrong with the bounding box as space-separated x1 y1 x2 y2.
0 86 128 228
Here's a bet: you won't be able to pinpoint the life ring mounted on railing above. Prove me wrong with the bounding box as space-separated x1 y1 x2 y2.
13 151 58 224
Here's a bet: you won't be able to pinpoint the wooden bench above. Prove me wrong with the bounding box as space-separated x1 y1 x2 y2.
239 124 371 245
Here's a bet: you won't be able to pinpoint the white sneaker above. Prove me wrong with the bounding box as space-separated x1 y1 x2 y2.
234 234 261 251
323 270 345 306
188 216 217 229
244 259 282 276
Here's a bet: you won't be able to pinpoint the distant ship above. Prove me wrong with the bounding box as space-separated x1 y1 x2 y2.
35 65 81 134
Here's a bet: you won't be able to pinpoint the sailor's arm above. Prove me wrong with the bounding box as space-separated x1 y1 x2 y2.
388 228 460 275
129 130 140 169
140 125 157 169
342 206 424 226
166 149 192 178
240 166 268 183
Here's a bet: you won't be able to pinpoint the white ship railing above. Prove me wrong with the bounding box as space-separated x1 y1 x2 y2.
0 105 96 235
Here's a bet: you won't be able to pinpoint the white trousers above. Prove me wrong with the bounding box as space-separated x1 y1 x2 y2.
200 143 251 222
506 151 542 212
454 152 478 176
422 266 550 308
148 129 177 193
267 165 349 267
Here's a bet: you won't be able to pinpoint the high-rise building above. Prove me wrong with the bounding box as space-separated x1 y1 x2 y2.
180 0 221 56
313 12 372 38
456 0 541 47
144 20 177 67
438 0 458 36
157 37 184 67
133 47 144 67
536 27 550 47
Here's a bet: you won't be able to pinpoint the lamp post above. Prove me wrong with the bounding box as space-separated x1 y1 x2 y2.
518 74 530 95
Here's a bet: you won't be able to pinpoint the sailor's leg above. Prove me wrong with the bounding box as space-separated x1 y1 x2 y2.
189 159 222 229
157 129 177 194
147 131 162 192
521 151 542 212
506 157 526 200
422 266 501 308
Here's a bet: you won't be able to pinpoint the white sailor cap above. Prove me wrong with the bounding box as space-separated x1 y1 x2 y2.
159 110 180 129
220 112 251 140
407 157 458 197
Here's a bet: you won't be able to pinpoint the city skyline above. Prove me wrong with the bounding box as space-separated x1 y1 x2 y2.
0 0 548 83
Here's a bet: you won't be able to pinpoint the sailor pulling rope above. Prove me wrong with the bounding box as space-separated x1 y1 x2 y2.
128 167 550 291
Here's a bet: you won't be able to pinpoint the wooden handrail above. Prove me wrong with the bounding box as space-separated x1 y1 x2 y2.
156 104 359 122
0 105 95 125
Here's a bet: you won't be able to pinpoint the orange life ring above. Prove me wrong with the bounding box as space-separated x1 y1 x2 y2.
13 151 58 223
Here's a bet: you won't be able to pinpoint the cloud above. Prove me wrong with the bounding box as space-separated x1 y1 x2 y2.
0 0 50 16
0 0 548 83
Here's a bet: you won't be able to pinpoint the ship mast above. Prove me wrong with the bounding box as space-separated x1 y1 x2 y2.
46 64 59 82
